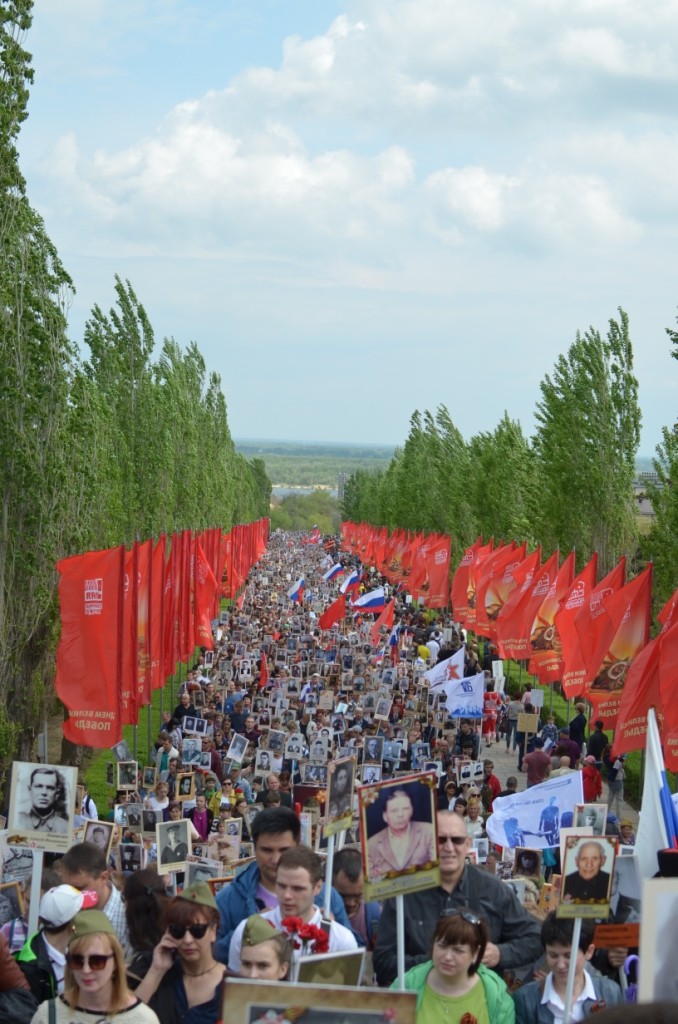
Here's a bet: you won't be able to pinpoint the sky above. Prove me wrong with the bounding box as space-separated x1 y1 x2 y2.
18 0 678 452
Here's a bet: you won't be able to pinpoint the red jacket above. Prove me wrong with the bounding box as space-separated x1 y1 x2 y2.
582 764 602 802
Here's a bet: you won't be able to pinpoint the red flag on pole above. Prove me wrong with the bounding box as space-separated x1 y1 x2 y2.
560 558 625 698
259 651 269 691
55 546 125 748
194 540 218 649
370 599 395 646
319 593 346 631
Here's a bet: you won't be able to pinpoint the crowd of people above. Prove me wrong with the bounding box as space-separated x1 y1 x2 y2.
0 530 666 1024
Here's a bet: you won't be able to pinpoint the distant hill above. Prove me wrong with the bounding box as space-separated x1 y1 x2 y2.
235 437 395 487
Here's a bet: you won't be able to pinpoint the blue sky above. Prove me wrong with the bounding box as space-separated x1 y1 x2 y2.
19 0 678 451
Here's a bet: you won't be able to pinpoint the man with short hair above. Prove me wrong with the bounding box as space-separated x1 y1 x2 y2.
497 776 519 799
228 846 358 971
57 842 129 952
372 809 542 986
16 768 69 834
521 737 552 787
332 847 381 949
454 720 480 759
214 807 353 962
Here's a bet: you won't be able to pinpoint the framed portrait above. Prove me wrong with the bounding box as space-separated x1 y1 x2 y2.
142 808 162 837
111 740 133 762
266 730 287 755
8 762 77 853
204 651 214 668
84 820 114 858
514 847 542 879
297 948 366 987
0 881 25 926
117 760 138 790
360 764 382 785
227 734 249 763
118 843 144 873
182 738 202 764
177 773 196 800
363 736 384 765
186 858 221 886
324 756 356 836
302 763 328 786
358 771 440 901
309 735 329 763
374 698 392 722
156 819 192 873
222 979 416 1024
182 716 198 734
1 846 34 885
192 717 208 736
125 803 143 829
559 835 616 918
284 733 304 759
142 766 157 789
573 803 607 836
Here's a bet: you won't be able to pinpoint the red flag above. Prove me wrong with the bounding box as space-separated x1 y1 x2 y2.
55 546 125 748
495 547 542 656
319 593 346 631
150 536 166 691
412 534 451 608
451 537 485 625
584 565 653 726
659 610 678 770
560 558 625 698
136 538 152 707
370 599 395 646
121 546 138 725
498 550 560 661
194 540 218 649
259 651 269 691
528 550 576 683
474 543 520 638
465 541 495 628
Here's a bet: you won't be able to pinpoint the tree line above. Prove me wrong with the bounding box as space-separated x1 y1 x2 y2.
0 1 271 770
342 309 678 617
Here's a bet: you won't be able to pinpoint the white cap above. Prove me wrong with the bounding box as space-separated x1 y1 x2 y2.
39 884 95 928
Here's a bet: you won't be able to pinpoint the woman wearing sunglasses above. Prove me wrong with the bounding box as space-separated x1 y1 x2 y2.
30 910 159 1024
392 909 515 1024
134 882 225 1024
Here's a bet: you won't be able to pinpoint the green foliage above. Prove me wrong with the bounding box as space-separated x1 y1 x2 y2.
533 309 640 573
645 321 678 613
235 441 394 488
0 4 270 779
270 491 340 534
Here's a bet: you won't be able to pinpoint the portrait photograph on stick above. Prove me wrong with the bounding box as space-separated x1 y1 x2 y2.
156 818 191 873
560 835 616 918
8 761 77 853
359 771 439 901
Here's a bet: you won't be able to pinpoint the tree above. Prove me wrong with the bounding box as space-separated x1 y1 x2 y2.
646 323 678 611
533 309 640 573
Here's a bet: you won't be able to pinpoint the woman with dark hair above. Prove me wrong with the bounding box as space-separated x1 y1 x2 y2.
393 909 514 1024
134 883 225 1024
124 869 169 979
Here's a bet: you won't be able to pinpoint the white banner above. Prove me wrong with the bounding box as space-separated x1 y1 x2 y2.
438 671 485 719
424 648 465 690
486 772 584 849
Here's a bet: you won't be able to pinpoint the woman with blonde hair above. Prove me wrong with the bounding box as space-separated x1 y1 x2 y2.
31 911 159 1024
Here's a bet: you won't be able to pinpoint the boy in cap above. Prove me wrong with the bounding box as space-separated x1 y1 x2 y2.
16 884 97 1001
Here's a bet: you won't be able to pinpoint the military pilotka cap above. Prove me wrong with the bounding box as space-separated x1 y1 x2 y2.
178 881 217 910
70 909 116 941
243 913 285 946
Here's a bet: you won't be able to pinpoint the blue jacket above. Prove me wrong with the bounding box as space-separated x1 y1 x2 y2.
513 972 622 1024
214 858 356 963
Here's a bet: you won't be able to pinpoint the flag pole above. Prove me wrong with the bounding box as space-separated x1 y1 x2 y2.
561 917 582 1024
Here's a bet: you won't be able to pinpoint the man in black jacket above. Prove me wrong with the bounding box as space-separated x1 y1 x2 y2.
372 810 543 986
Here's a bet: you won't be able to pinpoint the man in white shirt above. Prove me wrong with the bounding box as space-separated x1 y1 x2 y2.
228 846 358 971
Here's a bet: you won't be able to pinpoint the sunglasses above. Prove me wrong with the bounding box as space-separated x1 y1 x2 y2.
66 953 114 971
168 923 209 940
438 835 468 847
440 908 482 925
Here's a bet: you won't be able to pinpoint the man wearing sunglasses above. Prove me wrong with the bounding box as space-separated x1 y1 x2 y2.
373 810 542 986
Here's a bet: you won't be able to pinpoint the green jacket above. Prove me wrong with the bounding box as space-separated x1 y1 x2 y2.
15 931 58 1003
391 959 515 1024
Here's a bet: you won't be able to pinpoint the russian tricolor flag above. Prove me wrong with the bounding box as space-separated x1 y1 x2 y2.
323 563 344 582
340 569 361 594
287 577 305 603
352 587 386 613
